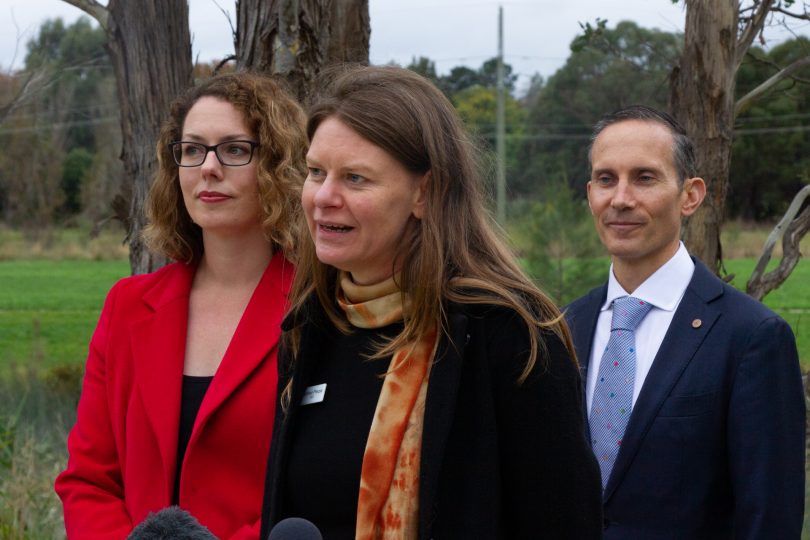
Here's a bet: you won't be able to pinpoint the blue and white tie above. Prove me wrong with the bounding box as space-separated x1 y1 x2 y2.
589 296 653 488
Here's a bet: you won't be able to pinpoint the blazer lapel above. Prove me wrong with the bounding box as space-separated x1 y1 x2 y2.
603 261 723 500
418 310 468 540
130 263 195 499
193 253 294 434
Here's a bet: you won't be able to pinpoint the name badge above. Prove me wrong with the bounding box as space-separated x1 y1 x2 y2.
301 383 326 406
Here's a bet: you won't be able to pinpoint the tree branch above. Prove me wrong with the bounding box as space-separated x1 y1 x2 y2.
61 0 109 31
771 6 810 20
735 54 810 115
747 183 810 300
736 0 776 68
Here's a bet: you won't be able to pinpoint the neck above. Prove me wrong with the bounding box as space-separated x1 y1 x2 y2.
611 243 680 293
198 229 273 286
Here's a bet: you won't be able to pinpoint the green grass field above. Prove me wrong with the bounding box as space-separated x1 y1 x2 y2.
0 256 807 370
0 260 129 368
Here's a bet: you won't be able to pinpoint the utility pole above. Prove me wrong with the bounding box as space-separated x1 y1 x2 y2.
495 4 506 224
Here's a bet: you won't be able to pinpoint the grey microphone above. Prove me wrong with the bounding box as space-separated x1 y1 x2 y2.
127 506 218 540
267 517 323 540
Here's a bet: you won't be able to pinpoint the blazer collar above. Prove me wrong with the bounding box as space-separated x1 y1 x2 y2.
603 259 723 500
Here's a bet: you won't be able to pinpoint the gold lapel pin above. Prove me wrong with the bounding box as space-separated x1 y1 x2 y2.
692 319 702 329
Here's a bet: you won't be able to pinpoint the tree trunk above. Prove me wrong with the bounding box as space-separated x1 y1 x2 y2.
63 0 193 275
106 1 193 274
669 0 739 274
235 0 369 103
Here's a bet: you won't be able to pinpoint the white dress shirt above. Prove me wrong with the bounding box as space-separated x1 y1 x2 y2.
585 243 695 413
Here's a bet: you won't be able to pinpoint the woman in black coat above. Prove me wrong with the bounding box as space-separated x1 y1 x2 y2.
261 65 602 540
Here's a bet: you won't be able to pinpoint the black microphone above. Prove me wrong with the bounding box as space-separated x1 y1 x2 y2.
127 506 218 540
267 517 323 540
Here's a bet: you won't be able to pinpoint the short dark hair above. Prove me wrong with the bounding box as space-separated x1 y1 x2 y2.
588 105 697 184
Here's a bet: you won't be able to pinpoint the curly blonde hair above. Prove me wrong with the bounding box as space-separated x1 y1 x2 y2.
144 72 308 262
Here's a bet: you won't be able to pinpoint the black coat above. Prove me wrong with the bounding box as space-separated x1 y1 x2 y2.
261 300 603 539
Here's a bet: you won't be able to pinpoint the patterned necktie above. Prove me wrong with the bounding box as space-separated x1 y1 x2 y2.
589 295 653 488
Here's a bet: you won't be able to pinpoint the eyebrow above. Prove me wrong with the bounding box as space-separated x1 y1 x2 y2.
591 165 664 176
181 133 253 142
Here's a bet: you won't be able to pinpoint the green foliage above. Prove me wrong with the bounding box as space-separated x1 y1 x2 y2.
60 148 93 216
405 55 518 97
0 16 115 230
514 20 681 198
730 38 810 220
509 179 605 305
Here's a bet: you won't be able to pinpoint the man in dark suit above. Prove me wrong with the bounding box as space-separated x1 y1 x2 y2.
566 105 805 539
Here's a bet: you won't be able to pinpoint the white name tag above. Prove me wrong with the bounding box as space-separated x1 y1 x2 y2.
301 383 327 406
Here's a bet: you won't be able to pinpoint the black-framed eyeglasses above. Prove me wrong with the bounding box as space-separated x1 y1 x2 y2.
169 140 259 167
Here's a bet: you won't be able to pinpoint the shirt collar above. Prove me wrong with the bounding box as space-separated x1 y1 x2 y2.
602 242 694 312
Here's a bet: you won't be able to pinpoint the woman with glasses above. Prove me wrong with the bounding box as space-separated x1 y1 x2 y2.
56 72 307 540
260 65 602 539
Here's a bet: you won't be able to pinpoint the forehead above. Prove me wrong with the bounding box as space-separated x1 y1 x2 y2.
591 119 676 172
182 96 250 135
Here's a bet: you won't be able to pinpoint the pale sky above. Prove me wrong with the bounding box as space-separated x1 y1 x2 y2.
1 1 807 94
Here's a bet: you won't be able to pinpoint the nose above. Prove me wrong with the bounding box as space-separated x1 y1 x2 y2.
610 179 636 210
200 148 223 180
312 175 342 208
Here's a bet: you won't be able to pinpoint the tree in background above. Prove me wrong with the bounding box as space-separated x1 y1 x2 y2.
235 0 369 102
516 20 680 197
62 0 193 275
671 0 810 274
730 38 810 220
0 17 114 229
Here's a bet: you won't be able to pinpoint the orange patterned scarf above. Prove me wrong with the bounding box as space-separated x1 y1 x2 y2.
336 273 438 540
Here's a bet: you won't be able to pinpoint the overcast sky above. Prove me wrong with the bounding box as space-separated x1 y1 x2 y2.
1 1 807 94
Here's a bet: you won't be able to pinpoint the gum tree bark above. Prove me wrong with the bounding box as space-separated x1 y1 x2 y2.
671 0 810 274
63 0 193 275
235 0 369 102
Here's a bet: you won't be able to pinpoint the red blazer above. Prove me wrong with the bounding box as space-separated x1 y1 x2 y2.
55 253 293 540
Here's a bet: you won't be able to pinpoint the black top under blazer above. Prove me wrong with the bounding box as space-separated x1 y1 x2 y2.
260 299 603 539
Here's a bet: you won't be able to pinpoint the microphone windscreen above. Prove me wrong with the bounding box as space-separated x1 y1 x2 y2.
127 506 218 540
267 517 323 540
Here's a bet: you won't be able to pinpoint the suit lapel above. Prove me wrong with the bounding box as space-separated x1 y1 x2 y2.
192 253 294 435
130 263 195 498
603 261 723 500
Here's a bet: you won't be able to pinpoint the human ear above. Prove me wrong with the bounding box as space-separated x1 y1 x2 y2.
412 171 430 220
680 177 706 217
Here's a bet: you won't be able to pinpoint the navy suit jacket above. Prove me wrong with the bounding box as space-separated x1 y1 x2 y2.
565 259 805 539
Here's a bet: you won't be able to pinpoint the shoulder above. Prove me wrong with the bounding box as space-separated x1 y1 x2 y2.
447 301 574 376
103 262 192 311
690 261 785 326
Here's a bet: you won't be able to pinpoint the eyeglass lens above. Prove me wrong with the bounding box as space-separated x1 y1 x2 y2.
172 141 255 167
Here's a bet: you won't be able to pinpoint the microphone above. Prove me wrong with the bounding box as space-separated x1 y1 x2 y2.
267 517 323 540
127 506 218 540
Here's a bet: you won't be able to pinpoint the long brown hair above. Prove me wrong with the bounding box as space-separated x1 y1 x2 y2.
287 65 575 386
144 72 308 262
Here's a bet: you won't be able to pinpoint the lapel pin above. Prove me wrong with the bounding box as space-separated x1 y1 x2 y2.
692 319 702 329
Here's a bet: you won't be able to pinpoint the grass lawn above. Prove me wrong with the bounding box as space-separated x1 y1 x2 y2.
0 260 129 368
0 256 807 370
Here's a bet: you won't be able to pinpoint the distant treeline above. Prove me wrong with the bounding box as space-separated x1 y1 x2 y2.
0 17 808 230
